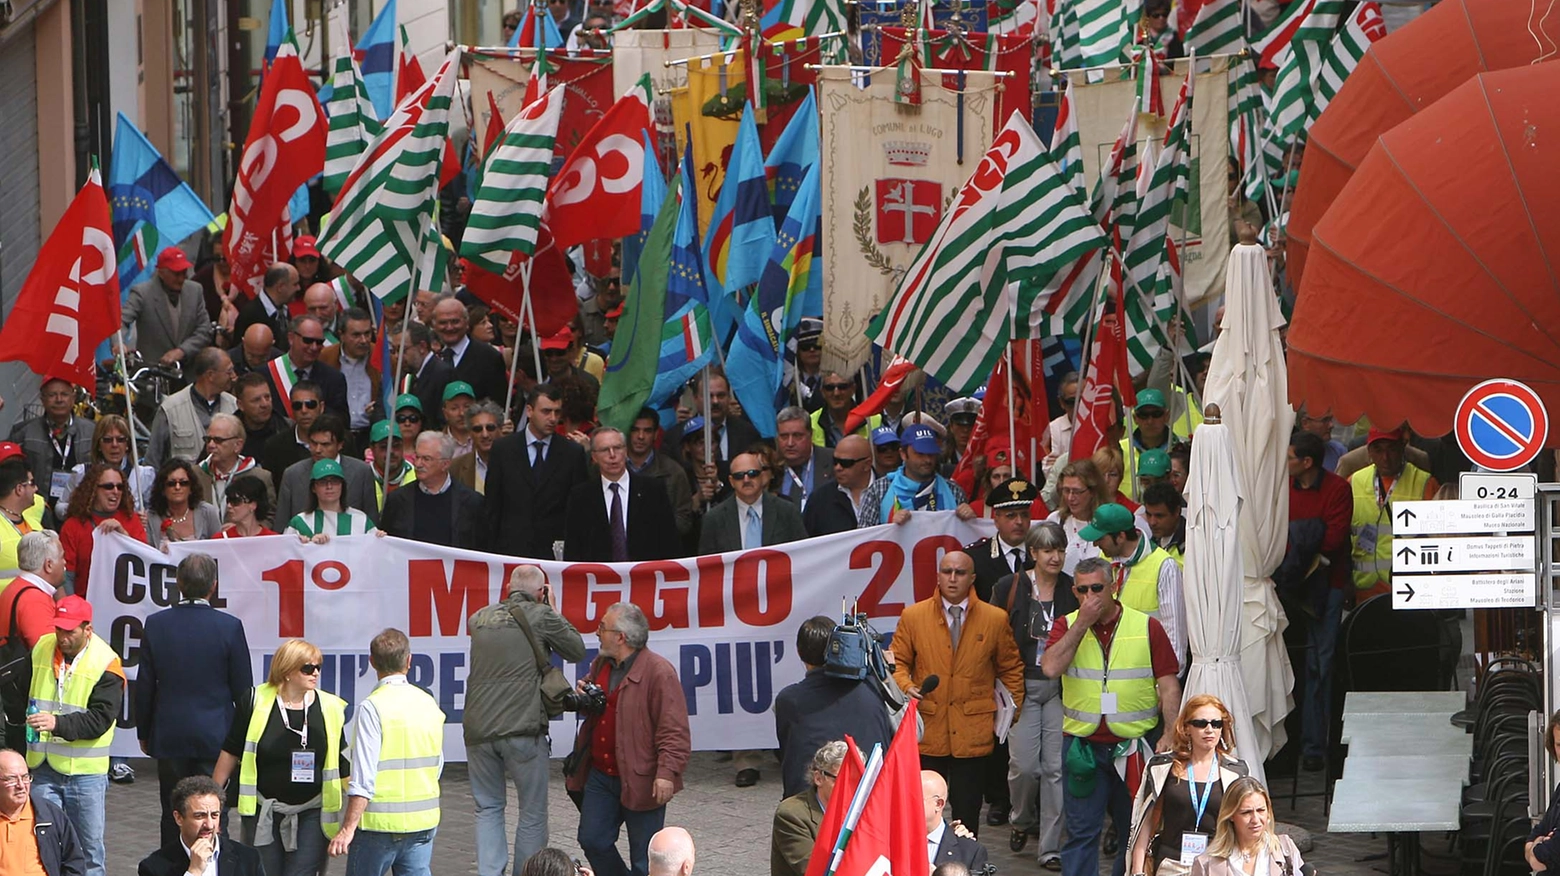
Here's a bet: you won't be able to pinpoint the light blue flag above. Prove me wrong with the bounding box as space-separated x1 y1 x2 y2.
107 112 216 293
621 130 666 291
703 103 775 297
647 143 717 411
358 0 397 120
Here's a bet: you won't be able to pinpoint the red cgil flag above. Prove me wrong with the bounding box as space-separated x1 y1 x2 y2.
829 700 931 876
803 739 866 876
225 43 327 299
462 223 578 340
1071 289 1136 462
0 168 122 389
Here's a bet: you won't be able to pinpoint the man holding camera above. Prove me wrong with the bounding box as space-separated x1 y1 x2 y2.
566 602 691 876
465 566 586 875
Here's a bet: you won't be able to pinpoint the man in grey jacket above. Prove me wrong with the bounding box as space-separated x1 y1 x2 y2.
465 565 585 875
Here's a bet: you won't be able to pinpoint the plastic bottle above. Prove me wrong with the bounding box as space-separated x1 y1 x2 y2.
24 701 38 745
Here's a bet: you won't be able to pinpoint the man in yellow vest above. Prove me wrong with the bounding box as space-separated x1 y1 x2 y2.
1040 558 1181 876
25 595 125 876
0 444 47 591
327 628 445 875
1081 503 1188 673
1349 427 1439 601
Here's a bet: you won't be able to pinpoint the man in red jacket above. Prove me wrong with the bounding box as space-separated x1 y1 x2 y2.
1287 431 1354 772
566 602 692 876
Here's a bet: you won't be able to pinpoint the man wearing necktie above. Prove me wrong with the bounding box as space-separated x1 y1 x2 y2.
482 385 588 558
697 451 807 788
891 550 1026 837
774 407 835 514
561 428 680 562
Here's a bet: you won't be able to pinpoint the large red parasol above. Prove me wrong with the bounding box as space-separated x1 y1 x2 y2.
1287 63 1560 438
1284 0 1558 289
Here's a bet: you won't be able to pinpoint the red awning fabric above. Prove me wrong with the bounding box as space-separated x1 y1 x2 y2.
1285 0 1558 289
1287 64 1560 439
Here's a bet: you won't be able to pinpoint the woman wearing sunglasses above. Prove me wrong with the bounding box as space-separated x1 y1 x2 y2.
58 463 150 600
1128 694 1248 876
214 639 350 876
54 415 157 519
146 459 223 548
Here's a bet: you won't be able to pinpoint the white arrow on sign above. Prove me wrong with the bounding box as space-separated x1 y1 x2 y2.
1390 499 1534 536
1391 536 1536 573
1391 573 1536 610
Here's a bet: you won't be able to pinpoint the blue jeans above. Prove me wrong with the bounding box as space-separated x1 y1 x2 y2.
31 765 107 876
1302 587 1347 758
1060 739 1131 876
578 769 666 876
469 734 550 876
344 827 436 876
242 809 329 876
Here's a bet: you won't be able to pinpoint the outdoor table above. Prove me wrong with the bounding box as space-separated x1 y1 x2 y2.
1341 754 1470 785
1329 777 1463 876
1343 691 1465 717
1340 714 1471 756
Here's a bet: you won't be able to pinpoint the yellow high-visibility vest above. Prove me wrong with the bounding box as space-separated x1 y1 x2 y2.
1060 607 1159 739
0 495 48 590
237 684 347 837
359 682 445 834
26 633 118 775
1349 464 1431 590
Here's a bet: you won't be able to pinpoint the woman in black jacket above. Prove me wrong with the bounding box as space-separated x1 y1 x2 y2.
992 520 1078 868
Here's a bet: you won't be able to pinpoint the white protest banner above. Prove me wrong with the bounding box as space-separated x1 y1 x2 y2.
88 513 991 759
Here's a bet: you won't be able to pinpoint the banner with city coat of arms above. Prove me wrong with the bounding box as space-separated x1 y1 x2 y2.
1066 57 1232 305
818 67 998 375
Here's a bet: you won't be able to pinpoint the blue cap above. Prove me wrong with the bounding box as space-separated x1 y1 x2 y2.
901 424 942 454
680 417 706 442
871 425 900 447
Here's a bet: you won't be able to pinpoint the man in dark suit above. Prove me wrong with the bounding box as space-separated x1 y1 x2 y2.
698 450 808 555
136 553 252 848
483 384 588 558
803 435 874 538
774 406 835 513
663 372 763 489
263 315 350 423
563 427 681 561
431 296 508 404
273 413 381 525
121 247 216 367
391 321 456 430
925 771 990 872
380 430 485 549
774 617 894 798
232 262 299 343
138 776 263 876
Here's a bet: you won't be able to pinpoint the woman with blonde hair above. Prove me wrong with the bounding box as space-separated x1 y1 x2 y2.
1129 695 1249 876
1189 777 1306 876
213 639 351 876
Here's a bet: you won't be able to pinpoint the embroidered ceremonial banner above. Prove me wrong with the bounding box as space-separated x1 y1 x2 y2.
468 50 616 159
611 28 725 99
817 67 998 375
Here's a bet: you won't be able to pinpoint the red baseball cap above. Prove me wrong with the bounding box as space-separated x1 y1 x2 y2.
52 596 92 630
540 326 575 351
1367 427 1404 445
293 236 321 260
156 247 192 272
605 303 623 320
0 442 23 465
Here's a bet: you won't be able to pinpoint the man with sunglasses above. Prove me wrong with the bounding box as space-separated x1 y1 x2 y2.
265 315 351 424
802 435 876 537
859 424 974 528
1040 373 1080 510
1118 390 1173 502
870 426 903 478
1040 557 1182 876
137 553 253 849
808 372 875 449
1082 503 1187 673
783 318 825 412
147 345 238 467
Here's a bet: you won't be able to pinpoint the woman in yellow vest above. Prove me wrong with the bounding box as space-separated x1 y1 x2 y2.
213 638 349 875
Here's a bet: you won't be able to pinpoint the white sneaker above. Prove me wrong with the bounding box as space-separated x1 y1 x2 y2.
108 763 135 784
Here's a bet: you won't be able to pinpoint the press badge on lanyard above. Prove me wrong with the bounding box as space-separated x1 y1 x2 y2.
291 750 317 784
1181 765 1215 864
278 698 314 783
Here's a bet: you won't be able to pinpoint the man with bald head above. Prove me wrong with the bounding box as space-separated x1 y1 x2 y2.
648 827 696 876
802 434 876 536
924 770 989 871
301 282 343 342
430 297 507 404
228 323 282 379
891 550 1025 835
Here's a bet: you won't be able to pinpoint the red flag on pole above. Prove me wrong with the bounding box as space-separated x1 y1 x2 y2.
225 44 327 299
803 740 866 876
0 169 122 389
830 702 931 876
844 358 918 434
1071 299 1135 462
546 77 654 248
462 225 577 338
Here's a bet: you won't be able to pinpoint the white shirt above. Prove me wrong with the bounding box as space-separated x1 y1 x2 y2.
926 820 946 866
736 495 763 550
444 335 471 368
179 835 220 876
419 475 452 496
941 596 970 631
338 351 373 428
347 674 444 800
601 472 630 521
526 430 552 466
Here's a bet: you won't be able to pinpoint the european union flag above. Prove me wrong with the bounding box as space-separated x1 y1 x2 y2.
107 113 216 292
763 87 818 224
647 143 716 411
703 103 775 301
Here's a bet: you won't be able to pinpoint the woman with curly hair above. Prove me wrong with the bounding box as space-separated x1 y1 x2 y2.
146 459 222 548
1129 695 1249 876
58 463 149 599
54 415 156 518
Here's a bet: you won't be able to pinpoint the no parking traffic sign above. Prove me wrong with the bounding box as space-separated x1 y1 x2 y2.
1453 379 1548 472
